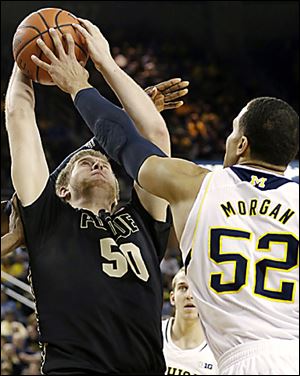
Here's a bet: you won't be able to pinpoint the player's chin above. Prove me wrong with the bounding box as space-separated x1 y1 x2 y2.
185 312 198 321
89 173 107 183
81 177 103 189
89 176 114 189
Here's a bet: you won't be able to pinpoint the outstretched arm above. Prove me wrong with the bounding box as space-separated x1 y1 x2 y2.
5 65 49 206
73 19 189 156
30 29 210 239
50 79 187 181
73 21 171 221
32 27 187 220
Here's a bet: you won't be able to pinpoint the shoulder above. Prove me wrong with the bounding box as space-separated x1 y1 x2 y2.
162 317 171 329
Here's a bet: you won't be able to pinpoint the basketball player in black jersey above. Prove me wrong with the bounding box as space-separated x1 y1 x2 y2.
4 56 188 374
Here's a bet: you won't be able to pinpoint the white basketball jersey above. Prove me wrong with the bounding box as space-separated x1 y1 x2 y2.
180 165 299 362
162 317 218 374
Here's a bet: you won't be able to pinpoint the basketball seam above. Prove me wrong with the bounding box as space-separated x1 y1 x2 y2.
36 11 56 83
15 24 83 61
55 11 88 57
37 11 56 52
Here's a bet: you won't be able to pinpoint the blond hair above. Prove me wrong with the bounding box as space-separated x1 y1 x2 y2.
55 150 120 206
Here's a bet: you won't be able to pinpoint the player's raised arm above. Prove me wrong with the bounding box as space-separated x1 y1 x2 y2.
73 19 188 155
72 20 189 221
5 64 49 206
74 20 169 150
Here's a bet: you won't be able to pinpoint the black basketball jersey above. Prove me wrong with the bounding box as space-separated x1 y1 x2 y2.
19 178 171 374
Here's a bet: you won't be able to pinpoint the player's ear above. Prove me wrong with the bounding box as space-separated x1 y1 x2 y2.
58 186 71 201
237 135 249 157
170 291 175 306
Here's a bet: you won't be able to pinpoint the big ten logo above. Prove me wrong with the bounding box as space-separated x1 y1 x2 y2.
199 361 214 370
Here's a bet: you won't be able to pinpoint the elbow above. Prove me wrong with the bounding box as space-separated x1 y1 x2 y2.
5 107 34 124
5 91 35 117
149 128 171 156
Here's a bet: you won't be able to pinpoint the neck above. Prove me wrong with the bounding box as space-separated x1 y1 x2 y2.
171 315 205 350
238 159 286 175
70 199 112 215
69 189 113 215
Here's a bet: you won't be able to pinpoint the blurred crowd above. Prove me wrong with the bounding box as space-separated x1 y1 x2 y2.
2 250 40 375
1 36 298 374
2 37 298 198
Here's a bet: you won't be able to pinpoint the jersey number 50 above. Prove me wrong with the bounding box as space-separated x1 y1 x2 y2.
100 238 149 282
209 228 298 302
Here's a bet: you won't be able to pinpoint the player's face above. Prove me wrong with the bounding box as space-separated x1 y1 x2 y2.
172 273 199 320
69 156 117 195
223 105 248 168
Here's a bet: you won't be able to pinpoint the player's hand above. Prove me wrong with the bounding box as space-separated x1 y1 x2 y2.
31 28 92 96
72 19 113 71
145 78 189 112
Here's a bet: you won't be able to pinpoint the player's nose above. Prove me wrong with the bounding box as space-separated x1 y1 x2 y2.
92 161 102 170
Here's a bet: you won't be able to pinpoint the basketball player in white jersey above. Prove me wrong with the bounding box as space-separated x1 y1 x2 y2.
31 19 299 375
162 267 218 374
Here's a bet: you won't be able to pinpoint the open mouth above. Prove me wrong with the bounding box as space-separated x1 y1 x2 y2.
184 304 196 308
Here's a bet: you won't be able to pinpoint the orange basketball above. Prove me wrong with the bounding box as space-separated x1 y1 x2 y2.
12 8 89 85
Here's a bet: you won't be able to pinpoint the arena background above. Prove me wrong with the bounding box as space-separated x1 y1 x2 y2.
1 1 299 375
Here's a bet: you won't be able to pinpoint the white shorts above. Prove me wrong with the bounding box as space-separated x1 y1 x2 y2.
218 339 299 375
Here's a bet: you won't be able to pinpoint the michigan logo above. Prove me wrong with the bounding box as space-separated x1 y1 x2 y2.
250 175 267 188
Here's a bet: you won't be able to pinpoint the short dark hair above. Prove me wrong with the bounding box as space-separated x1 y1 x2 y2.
239 97 299 166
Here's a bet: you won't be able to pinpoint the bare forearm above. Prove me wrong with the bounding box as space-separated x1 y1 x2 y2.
5 65 49 205
5 65 35 116
97 59 171 155
70 20 171 154
1 233 20 257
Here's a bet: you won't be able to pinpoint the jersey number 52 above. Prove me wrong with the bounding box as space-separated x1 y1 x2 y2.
209 228 298 302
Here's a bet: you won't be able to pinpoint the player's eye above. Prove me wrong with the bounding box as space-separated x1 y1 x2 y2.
80 160 91 167
178 285 188 291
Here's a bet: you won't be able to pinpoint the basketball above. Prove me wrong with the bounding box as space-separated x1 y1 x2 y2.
12 8 89 85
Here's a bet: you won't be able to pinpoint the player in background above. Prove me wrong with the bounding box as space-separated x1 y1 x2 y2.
162 267 218 375
32 21 299 375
